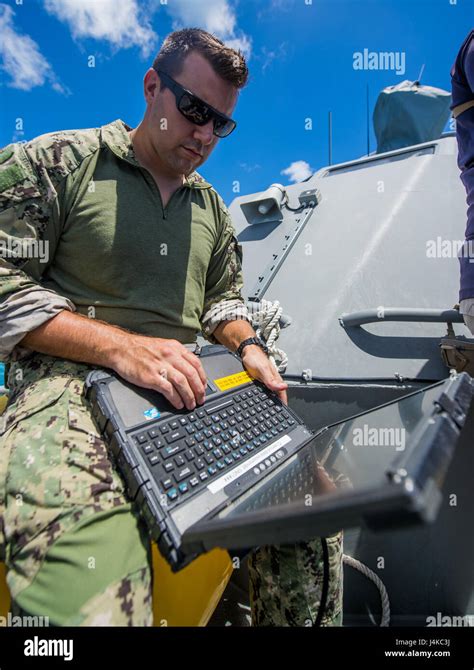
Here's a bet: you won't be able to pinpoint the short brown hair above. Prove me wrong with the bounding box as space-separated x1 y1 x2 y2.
152 28 249 90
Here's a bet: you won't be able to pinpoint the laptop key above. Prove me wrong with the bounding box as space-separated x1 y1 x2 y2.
167 488 178 501
164 462 174 473
199 471 208 481
174 455 185 467
165 428 186 444
161 478 173 490
135 433 148 444
163 443 185 458
174 466 193 483
142 443 154 455
190 477 199 487
195 459 205 470
148 454 160 466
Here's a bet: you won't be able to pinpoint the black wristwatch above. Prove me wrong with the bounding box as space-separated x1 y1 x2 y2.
236 336 269 358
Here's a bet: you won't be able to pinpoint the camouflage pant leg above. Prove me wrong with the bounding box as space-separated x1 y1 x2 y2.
248 532 344 626
0 354 153 626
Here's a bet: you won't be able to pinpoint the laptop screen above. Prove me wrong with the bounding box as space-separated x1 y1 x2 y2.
212 381 445 521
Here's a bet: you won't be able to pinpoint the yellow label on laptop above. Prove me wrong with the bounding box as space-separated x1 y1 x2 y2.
213 370 253 391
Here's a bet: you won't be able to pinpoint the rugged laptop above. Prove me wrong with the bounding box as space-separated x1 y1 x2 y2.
84 344 472 572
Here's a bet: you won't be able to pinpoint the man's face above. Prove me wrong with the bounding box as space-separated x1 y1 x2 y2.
144 51 239 177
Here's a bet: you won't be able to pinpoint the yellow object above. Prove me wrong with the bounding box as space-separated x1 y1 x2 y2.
213 370 253 391
0 564 10 620
0 394 7 415
152 545 232 626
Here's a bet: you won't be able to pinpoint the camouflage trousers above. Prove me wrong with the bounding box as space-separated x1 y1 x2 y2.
0 353 343 626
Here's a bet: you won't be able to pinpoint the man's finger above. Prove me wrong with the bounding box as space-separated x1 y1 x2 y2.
183 350 207 389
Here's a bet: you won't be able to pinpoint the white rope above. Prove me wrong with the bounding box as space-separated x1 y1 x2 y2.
343 554 391 626
247 299 289 372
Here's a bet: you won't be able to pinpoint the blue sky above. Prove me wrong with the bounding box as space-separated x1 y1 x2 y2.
0 0 472 205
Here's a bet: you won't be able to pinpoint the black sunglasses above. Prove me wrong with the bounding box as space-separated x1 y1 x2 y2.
154 68 237 138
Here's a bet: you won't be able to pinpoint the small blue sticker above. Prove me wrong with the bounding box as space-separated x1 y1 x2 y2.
143 407 161 420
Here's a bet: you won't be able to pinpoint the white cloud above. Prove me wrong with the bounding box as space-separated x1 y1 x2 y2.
43 0 158 58
165 0 252 59
261 42 288 73
0 3 67 93
239 162 261 173
281 160 313 183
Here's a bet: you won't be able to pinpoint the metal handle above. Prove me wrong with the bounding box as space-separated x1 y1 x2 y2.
339 308 464 328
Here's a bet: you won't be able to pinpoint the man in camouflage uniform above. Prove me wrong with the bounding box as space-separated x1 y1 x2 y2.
0 28 343 626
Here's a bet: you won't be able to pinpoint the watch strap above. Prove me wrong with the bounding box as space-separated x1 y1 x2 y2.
236 336 268 358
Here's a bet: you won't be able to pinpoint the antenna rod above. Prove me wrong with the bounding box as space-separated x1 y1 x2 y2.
366 84 370 156
328 111 332 166
417 63 425 84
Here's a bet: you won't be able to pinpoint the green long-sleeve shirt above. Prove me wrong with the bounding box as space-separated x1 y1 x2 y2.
0 119 250 360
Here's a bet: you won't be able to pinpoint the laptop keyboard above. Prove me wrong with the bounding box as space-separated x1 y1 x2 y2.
131 384 296 505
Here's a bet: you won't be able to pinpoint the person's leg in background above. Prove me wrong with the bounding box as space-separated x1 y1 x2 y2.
0 354 153 626
248 532 344 626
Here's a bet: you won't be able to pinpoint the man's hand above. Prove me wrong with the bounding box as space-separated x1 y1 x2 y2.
241 345 288 405
110 335 207 411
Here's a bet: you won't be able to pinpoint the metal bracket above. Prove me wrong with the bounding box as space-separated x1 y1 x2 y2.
248 206 317 301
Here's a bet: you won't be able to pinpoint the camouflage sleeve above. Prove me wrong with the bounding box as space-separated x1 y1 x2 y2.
200 203 251 344
0 142 76 361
